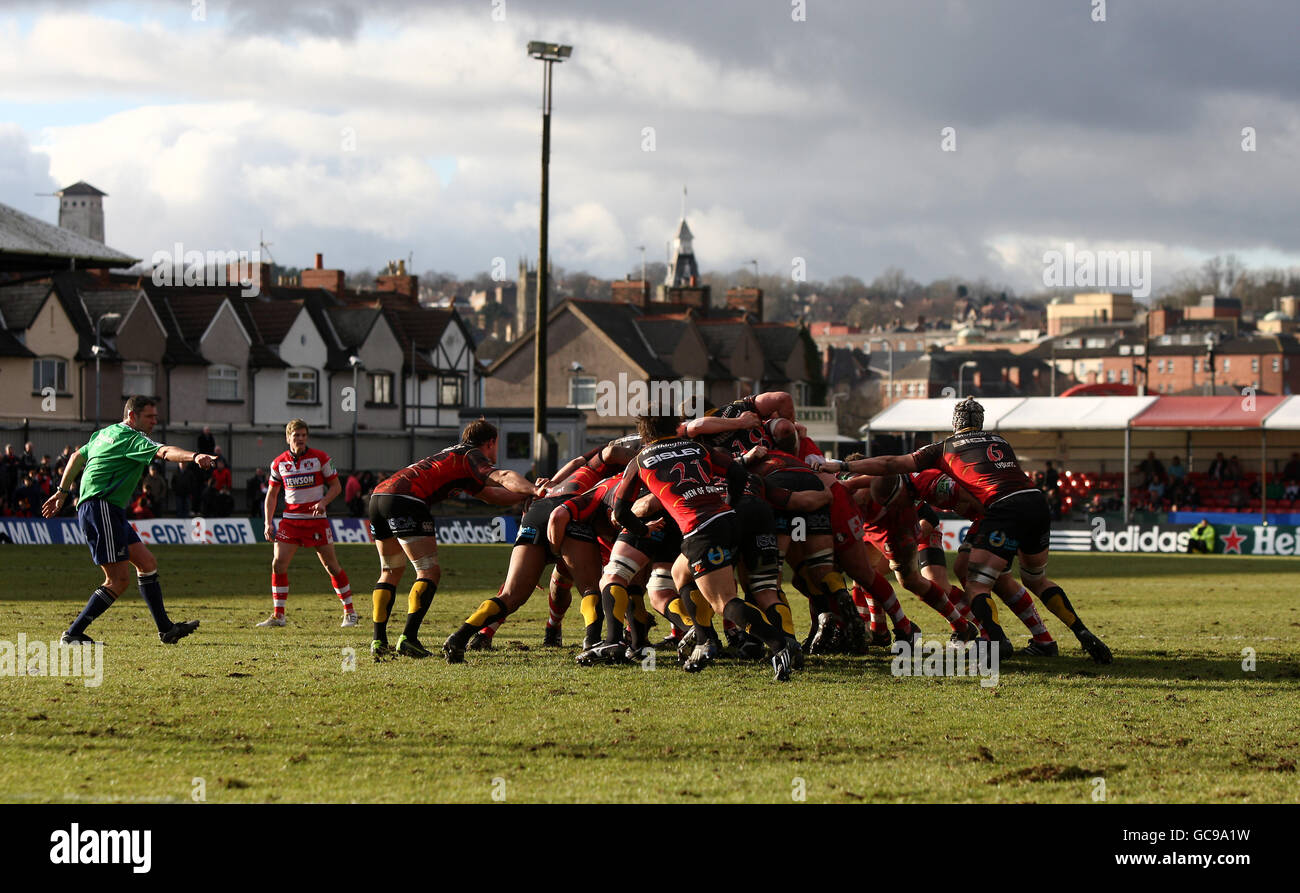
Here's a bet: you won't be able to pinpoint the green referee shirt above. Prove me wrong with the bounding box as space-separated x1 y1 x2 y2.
78 422 162 509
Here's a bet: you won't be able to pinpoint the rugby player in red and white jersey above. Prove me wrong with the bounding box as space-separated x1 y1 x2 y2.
796 432 917 650
816 398 1111 664
363 418 539 661
257 419 353 629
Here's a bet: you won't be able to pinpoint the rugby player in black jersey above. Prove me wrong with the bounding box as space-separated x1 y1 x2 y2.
612 413 799 681
815 397 1111 664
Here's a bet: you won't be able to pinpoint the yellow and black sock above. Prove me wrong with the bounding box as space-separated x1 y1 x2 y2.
628 590 652 649
1040 585 1083 632
765 601 795 637
579 588 603 646
601 581 630 644
372 582 396 643
968 592 1006 639
662 597 693 632
401 578 438 639
451 595 509 646
724 598 785 652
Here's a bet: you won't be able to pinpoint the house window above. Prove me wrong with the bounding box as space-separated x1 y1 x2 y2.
1273 357 1280 373
32 357 67 393
1106 368 1116 383
1252 357 1259 372
506 431 531 460
368 372 394 406
287 368 318 403
208 364 240 401
1156 359 1165 374
569 376 596 409
1120 369 1130 384
439 377 463 406
1223 358 1230 372
122 361 155 397
1194 358 1202 373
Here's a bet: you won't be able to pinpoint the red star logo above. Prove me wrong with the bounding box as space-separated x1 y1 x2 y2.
1221 526 1246 554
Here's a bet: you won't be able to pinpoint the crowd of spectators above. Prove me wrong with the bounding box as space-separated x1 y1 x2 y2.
1131 451 1206 512
1 441 75 517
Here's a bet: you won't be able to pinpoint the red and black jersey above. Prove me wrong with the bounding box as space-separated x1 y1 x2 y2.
553 436 641 496
910 432 1035 509
561 474 622 525
620 437 734 536
560 474 623 545
748 449 818 481
372 443 494 504
703 398 773 456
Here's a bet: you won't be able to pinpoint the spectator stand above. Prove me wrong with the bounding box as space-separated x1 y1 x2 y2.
863 395 1300 526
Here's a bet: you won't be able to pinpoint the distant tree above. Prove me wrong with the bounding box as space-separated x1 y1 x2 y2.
345 268 375 289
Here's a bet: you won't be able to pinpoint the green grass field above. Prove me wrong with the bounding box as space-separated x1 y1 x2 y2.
2 546 1298 803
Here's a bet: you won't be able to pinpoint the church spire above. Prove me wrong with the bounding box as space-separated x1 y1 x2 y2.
666 185 699 287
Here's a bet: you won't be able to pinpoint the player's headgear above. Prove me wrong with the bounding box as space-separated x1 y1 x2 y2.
952 397 984 432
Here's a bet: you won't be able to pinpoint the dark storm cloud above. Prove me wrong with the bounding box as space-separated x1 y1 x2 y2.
6 0 1298 288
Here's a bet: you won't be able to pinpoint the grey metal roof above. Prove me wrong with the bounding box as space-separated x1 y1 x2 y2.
57 181 107 197
0 201 137 272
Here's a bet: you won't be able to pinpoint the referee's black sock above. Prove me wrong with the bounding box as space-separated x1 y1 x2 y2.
69 587 117 636
138 571 172 632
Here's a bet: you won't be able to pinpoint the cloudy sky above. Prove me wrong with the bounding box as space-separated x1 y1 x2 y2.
2 0 1298 295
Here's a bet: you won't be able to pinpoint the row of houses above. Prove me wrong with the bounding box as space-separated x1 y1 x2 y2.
483 295 823 443
0 267 480 436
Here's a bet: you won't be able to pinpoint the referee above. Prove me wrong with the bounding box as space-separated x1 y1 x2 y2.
41 395 216 645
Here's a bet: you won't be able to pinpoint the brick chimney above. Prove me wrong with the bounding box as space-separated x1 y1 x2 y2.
376 259 419 305
611 277 650 308
224 260 273 293
301 252 346 295
725 286 764 321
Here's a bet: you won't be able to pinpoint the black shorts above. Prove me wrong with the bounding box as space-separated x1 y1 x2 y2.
516 496 595 559
681 512 740 578
615 517 683 563
767 470 832 538
969 490 1051 561
369 493 436 541
734 496 780 573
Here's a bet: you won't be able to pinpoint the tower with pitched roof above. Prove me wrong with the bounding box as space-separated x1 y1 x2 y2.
55 181 107 243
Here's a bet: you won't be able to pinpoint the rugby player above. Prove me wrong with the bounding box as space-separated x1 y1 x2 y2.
467 434 642 650
368 419 538 660
815 397 1111 663
612 412 799 681
256 419 354 628
910 467 1057 655
838 469 983 645
41 395 212 645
